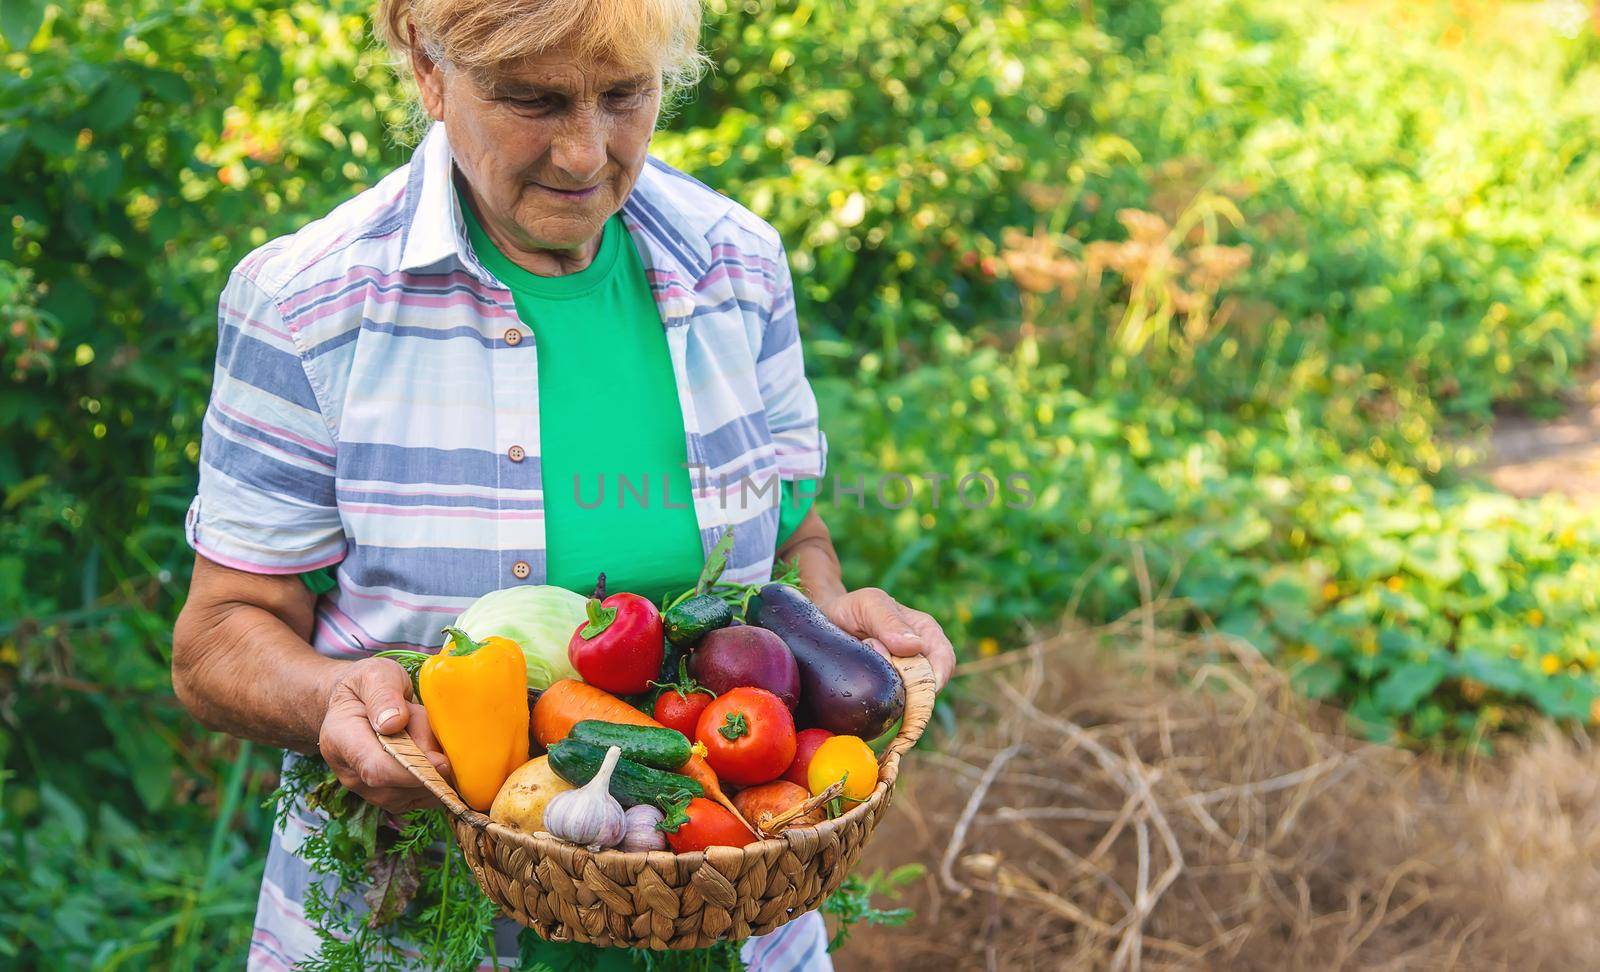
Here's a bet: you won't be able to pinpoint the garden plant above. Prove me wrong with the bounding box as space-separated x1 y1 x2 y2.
4 0 1600 964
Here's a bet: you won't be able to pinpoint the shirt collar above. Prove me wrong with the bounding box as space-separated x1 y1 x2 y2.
398 121 732 287
397 122 489 280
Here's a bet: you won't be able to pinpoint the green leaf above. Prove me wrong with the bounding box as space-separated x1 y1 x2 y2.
1290 659 1344 699
1346 694 1397 743
0 130 24 172
1341 536 1405 580
103 707 173 811
1527 676 1596 722
1216 609 1269 651
1377 627 1422 657
1373 661 1447 714
1403 534 1463 586
97 802 142 850
83 83 141 132
1260 578 1312 625
3 473 49 511
696 526 736 593
24 122 77 157
1457 652 1530 695
0 0 45 51
1066 405 1120 439
363 847 421 928
887 862 928 885
81 151 123 205
140 68 189 103
1410 703 1447 738
1222 514 1272 551
39 785 87 847
1174 570 1238 612
1366 508 1423 535
1460 530 1509 574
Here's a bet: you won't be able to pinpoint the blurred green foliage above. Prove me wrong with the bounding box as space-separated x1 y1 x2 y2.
4 0 1600 964
1 1 405 966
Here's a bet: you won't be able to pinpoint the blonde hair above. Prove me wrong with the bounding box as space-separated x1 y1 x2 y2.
376 0 707 140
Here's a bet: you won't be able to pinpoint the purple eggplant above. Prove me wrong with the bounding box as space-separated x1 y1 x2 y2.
688 625 802 710
749 583 905 738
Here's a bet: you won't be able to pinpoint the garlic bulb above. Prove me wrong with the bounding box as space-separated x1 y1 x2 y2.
620 804 668 852
542 745 626 851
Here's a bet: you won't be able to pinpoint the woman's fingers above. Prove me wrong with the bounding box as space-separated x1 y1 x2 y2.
829 587 924 653
318 658 443 811
323 709 422 793
404 702 454 785
349 657 415 735
826 588 956 691
900 609 957 690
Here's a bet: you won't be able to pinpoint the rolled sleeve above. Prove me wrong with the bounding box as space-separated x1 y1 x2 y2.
757 244 828 482
186 270 345 574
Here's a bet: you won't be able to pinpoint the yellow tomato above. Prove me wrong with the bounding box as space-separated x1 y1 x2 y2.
807 735 879 803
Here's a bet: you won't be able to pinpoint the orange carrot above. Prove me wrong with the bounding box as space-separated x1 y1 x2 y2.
533 678 650 746
533 679 751 831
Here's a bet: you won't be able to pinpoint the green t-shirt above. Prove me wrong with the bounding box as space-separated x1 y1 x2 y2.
298 206 812 601
466 204 704 603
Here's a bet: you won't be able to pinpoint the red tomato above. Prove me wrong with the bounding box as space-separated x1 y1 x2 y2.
663 797 756 852
653 689 715 738
695 687 797 786
781 728 835 788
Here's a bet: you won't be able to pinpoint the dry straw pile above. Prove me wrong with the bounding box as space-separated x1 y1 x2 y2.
844 614 1600 971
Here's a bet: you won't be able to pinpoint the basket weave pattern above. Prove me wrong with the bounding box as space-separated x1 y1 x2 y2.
381 653 936 950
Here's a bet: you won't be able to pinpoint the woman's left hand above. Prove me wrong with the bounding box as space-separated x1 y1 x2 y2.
819 587 957 691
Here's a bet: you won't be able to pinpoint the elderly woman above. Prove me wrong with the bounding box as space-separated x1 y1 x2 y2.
171 0 955 967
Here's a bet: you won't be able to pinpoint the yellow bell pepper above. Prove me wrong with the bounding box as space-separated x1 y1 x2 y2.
420 626 529 811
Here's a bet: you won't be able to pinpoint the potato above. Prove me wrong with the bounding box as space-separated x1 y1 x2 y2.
489 756 573 834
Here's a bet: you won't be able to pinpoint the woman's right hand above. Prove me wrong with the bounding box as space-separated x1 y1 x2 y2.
318 657 452 812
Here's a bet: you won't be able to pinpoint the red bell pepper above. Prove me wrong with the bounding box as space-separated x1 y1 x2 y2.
567 592 665 695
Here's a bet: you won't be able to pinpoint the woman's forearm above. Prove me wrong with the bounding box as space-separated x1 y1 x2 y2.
777 507 958 688
176 556 451 812
777 508 847 608
172 556 345 752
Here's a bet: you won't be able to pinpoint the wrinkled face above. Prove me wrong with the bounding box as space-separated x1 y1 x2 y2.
414 43 662 254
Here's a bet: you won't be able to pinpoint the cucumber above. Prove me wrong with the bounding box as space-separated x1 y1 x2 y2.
568 720 693 771
546 739 703 808
663 593 734 647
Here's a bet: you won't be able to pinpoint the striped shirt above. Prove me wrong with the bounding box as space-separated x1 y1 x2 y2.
189 120 830 969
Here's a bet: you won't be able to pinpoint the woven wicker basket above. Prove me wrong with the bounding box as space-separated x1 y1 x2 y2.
380 653 936 950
